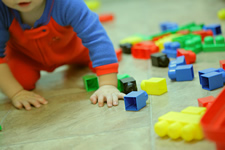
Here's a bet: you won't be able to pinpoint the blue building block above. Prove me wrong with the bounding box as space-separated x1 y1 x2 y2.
201 72 224 90
168 64 194 81
169 56 186 69
162 42 180 58
160 22 179 32
124 90 148 111
203 24 222 35
198 68 225 84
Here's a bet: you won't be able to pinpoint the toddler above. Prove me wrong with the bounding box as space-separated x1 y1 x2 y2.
0 0 125 110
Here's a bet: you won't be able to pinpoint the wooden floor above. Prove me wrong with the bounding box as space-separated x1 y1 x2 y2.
1 0 225 149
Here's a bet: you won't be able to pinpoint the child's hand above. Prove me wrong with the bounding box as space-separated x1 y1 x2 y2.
11 90 48 110
90 85 126 107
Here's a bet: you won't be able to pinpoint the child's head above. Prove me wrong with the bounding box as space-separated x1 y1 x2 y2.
2 0 45 13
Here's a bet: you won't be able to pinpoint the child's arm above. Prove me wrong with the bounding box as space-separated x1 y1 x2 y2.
0 63 47 110
90 73 125 107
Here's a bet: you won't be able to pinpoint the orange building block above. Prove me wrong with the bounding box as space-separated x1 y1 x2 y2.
197 96 215 107
219 60 225 70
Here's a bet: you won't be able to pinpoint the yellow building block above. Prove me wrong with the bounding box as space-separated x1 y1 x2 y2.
181 106 206 116
120 36 143 45
155 34 182 51
218 9 225 20
85 0 100 11
154 107 205 142
141 78 167 95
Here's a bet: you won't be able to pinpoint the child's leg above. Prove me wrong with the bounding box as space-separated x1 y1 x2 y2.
6 54 41 90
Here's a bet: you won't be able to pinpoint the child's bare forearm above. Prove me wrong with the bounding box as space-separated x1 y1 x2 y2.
98 73 118 87
0 63 24 99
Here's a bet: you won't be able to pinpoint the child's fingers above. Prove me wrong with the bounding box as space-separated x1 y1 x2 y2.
117 93 126 99
28 99 41 108
12 101 23 109
98 95 105 107
37 97 48 105
22 101 32 110
90 94 97 104
112 93 118 106
106 95 113 107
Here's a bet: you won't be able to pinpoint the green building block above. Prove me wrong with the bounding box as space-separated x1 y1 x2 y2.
0 125 2 131
83 74 99 92
117 74 130 92
203 36 225 52
178 22 197 30
184 36 202 54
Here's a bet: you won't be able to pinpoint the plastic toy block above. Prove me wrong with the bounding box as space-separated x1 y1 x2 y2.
189 25 203 32
151 53 170 67
120 77 138 94
178 22 197 30
119 43 132 54
184 36 202 54
168 64 194 81
169 56 186 69
177 30 190 35
133 34 153 41
154 108 204 141
201 72 224 91
141 77 167 95
203 24 222 35
198 68 224 85
131 41 159 59
117 74 130 92
120 36 143 45
124 90 148 111
219 60 225 70
83 74 99 92
197 96 215 107
202 36 225 52
0 125 1 131
172 34 199 48
218 9 225 20
152 33 171 42
181 106 206 116
192 30 213 41
160 22 179 32
115 49 122 62
177 49 196 64
155 34 182 50
85 0 100 11
99 13 114 22
162 42 180 58
201 87 225 150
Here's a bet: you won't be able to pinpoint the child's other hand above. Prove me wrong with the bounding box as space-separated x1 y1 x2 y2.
90 85 126 107
11 90 48 110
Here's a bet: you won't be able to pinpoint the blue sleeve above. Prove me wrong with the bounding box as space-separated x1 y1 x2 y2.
52 0 118 68
0 2 11 58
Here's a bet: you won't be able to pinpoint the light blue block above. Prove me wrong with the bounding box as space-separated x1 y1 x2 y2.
176 64 194 81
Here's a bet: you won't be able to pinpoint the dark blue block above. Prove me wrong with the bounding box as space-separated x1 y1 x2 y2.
124 90 148 111
176 64 194 81
201 72 224 90
203 24 222 35
198 68 223 84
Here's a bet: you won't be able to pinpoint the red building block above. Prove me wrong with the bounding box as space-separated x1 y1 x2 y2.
99 13 114 22
152 33 171 42
115 49 122 62
201 87 225 150
219 60 225 70
192 30 213 41
177 30 190 35
177 49 196 64
197 96 215 107
131 41 159 59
